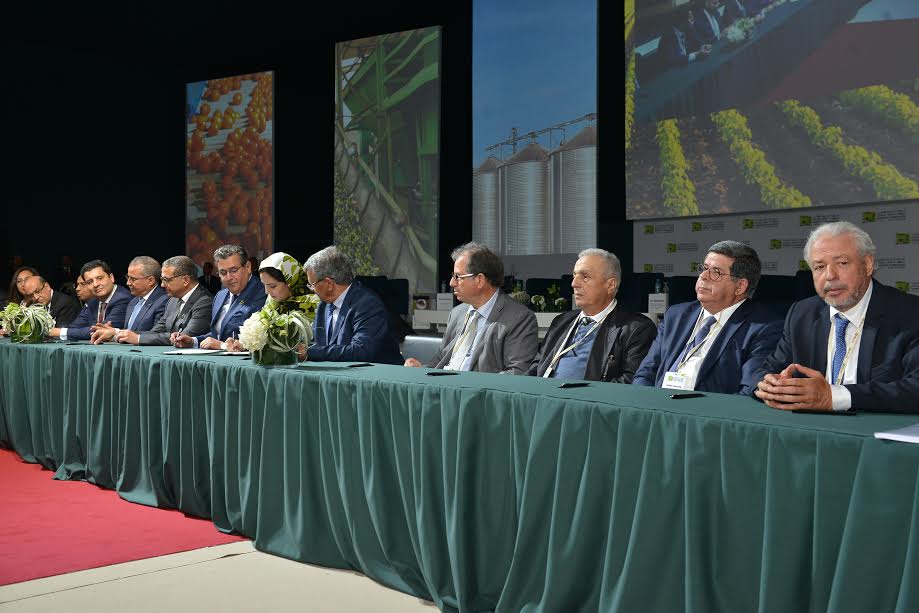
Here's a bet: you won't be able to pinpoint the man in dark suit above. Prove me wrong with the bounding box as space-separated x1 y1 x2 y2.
102 256 213 346
21 275 81 328
48 260 132 341
634 241 782 395
658 10 710 67
173 245 266 349
198 261 221 295
306 246 403 364
755 222 919 413
530 249 656 382
90 256 168 344
407 242 537 374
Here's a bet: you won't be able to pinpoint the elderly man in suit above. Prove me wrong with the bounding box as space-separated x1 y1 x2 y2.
658 10 711 67
633 240 782 395
173 245 266 349
755 222 919 413
100 256 213 346
406 242 537 374
48 260 132 341
21 275 81 328
306 246 403 364
90 256 168 344
529 249 656 382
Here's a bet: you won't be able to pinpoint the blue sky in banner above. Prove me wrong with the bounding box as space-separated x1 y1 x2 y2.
472 0 597 167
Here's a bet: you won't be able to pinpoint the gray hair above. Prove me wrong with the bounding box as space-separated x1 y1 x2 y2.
578 248 622 281
451 242 504 287
708 240 762 297
129 256 162 283
213 244 248 264
162 255 198 279
305 246 354 285
804 221 876 266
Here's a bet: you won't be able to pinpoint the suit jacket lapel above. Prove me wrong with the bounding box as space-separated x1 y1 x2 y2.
856 281 881 383
813 302 831 376
587 312 622 381
696 300 750 382
468 293 502 368
666 304 702 374
329 287 357 345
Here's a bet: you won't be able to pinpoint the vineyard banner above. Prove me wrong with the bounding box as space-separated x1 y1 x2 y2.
632 201 919 295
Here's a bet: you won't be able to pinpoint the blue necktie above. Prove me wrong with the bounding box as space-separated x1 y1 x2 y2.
831 314 849 384
126 300 144 331
672 315 716 371
567 317 594 353
326 304 337 343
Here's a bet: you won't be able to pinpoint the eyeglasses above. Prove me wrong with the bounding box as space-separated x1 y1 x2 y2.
125 274 152 283
217 266 243 278
16 275 34 286
699 263 737 281
306 277 328 292
451 273 477 282
161 274 188 284
30 282 47 300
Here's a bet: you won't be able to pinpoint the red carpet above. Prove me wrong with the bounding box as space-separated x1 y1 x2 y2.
0 448 246 585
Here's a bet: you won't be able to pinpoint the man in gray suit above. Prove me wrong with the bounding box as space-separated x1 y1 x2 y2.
405 242 537 374
103 256 212 346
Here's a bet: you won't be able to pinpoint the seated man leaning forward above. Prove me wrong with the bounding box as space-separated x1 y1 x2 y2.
529 249 656 382
173 244 266 349
89 256 169 344
305 246 403 364
21 275 81 328
406 242 537 374
93 256 213 345
754 222 919 413
48 260 133 341
633 240 782 395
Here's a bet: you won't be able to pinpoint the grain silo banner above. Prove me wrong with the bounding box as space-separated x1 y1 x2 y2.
473 0 598 258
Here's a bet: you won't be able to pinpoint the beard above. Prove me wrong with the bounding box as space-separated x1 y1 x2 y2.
821 282 863 311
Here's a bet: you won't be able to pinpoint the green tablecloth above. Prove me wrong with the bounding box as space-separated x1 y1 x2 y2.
2 339 918 612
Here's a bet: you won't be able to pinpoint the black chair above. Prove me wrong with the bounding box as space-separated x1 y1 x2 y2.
618 272 663 313
754 274 795 320
794 270 817 302
664 276 697 306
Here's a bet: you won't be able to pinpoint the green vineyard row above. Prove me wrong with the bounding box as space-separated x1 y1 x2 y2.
656 119 700 216
711 109 811 209
626 52 636 152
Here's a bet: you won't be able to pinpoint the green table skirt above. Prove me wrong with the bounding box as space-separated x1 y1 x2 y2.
2 340 918 612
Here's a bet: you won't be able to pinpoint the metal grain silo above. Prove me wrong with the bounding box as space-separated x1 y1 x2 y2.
499 143 549 255
472 156 500 251
549 125 596 253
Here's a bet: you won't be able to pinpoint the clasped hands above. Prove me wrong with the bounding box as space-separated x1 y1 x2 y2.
90 321 140 345
755 363 833 411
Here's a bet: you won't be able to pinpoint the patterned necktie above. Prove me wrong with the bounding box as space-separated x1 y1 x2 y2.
831 314 849 384
566 317 595 354
126 300 144 331
671 315 716 371
446 310 480 371
326 304 337 344
97 301 108 324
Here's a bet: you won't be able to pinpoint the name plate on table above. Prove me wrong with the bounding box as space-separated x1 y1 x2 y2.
648 292 669 315
436 293 455 311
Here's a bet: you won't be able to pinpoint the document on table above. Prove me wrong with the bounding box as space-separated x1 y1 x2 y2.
162 349 225 355
874 423 919 443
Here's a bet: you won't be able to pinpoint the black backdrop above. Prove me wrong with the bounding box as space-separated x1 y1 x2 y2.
1 3 629 293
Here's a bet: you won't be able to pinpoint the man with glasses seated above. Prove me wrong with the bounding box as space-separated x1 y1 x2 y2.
20 275 81 328
304 246 403 364
633 241 782 395
173 245 265 349
47 260 133 341
90 256 169 344
406 242 537 374
97 255 213 345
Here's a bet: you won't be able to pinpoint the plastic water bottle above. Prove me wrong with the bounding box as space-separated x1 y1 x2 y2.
654 279 662 294
662 281 669 295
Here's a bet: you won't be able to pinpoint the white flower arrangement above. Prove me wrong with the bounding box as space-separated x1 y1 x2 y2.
1 303 55 343
530 294 547 312
724 17 756 44
238 305 312 353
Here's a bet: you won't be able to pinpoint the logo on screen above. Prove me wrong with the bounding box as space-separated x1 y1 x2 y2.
863 212 876 223
667 243 677 253
770 239 782 250
644 225 655 234
799 260 810 271
643 264 654 273
691 222 702 232
895 282 911 293
896 233 911 245
690 262 699 273
799 216 811 226
742 219 753 229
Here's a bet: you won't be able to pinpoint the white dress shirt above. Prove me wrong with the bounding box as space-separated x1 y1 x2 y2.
825 282 872 411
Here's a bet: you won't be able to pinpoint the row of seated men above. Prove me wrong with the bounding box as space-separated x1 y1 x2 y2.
5 221 918 414
658 0 770 67
406 223 919 414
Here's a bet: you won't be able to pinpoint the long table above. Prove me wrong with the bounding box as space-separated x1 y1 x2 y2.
2 339 918 612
